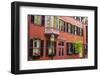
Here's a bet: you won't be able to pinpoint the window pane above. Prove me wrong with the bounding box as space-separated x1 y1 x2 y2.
54 16 58 29
33 39 41 56
73 25 75 35
59 20 64 31
75 26 77 35
68 23 71 33
47 16 51 27
67 43 73 55
59 20 62 31
34 16 41 25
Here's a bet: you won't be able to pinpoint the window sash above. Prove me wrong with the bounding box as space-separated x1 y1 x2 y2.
34 16 41 25
53 16 58 29
46 16 51 27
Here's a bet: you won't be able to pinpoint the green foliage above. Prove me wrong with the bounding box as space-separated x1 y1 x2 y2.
74 41 83 53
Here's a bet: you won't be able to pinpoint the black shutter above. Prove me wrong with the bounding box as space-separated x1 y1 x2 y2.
86 26 88 43
41 16 45 25
66 23 68 32
72 43 74 54
79 28 80 36
70 24 71 33
31 15 34 23
62 48 64 56
63 22 65 32
81 29 83 36
29 39 33 58
73 43 76 54
67 24 69 32
54 41 56 56
76 27 78 35
78 27 80 36
70 43 72 53
40 40 44 56
70 24 72 34
66 43 68 55
46 40 49 56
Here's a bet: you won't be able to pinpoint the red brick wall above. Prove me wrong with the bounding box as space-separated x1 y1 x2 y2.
28 15 87 60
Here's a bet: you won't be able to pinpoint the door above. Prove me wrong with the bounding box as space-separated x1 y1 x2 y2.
58 41 64 56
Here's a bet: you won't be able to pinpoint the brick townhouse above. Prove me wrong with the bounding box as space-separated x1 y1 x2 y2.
28 15 88 60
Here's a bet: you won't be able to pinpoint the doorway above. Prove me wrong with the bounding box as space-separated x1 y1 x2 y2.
58 41 64 56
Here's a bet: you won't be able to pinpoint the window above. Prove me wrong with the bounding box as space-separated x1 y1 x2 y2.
66 43 77 55
58 41 64 46
76 17 80 21
59 20 61 31
80 28 83 36
86 26 88 43
70 24 74 34
74 26 77 35
34 16 41 25
76 26 78 35
62 49 64 56
68 23 71 33
72 25 75 35
58 41 64 56
59 48 61 56
78 28 80 36
58 48 64 56
59 19 64 31
46 16 51 27
67 43 73 55
46 40 56 56
28 39 44 60
65 23 68 32
53 16 58 29
30 15 45 26
33 39 41 56
48 42 55 55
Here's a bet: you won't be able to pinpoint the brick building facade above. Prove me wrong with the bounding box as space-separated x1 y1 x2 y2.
28 15 88 60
